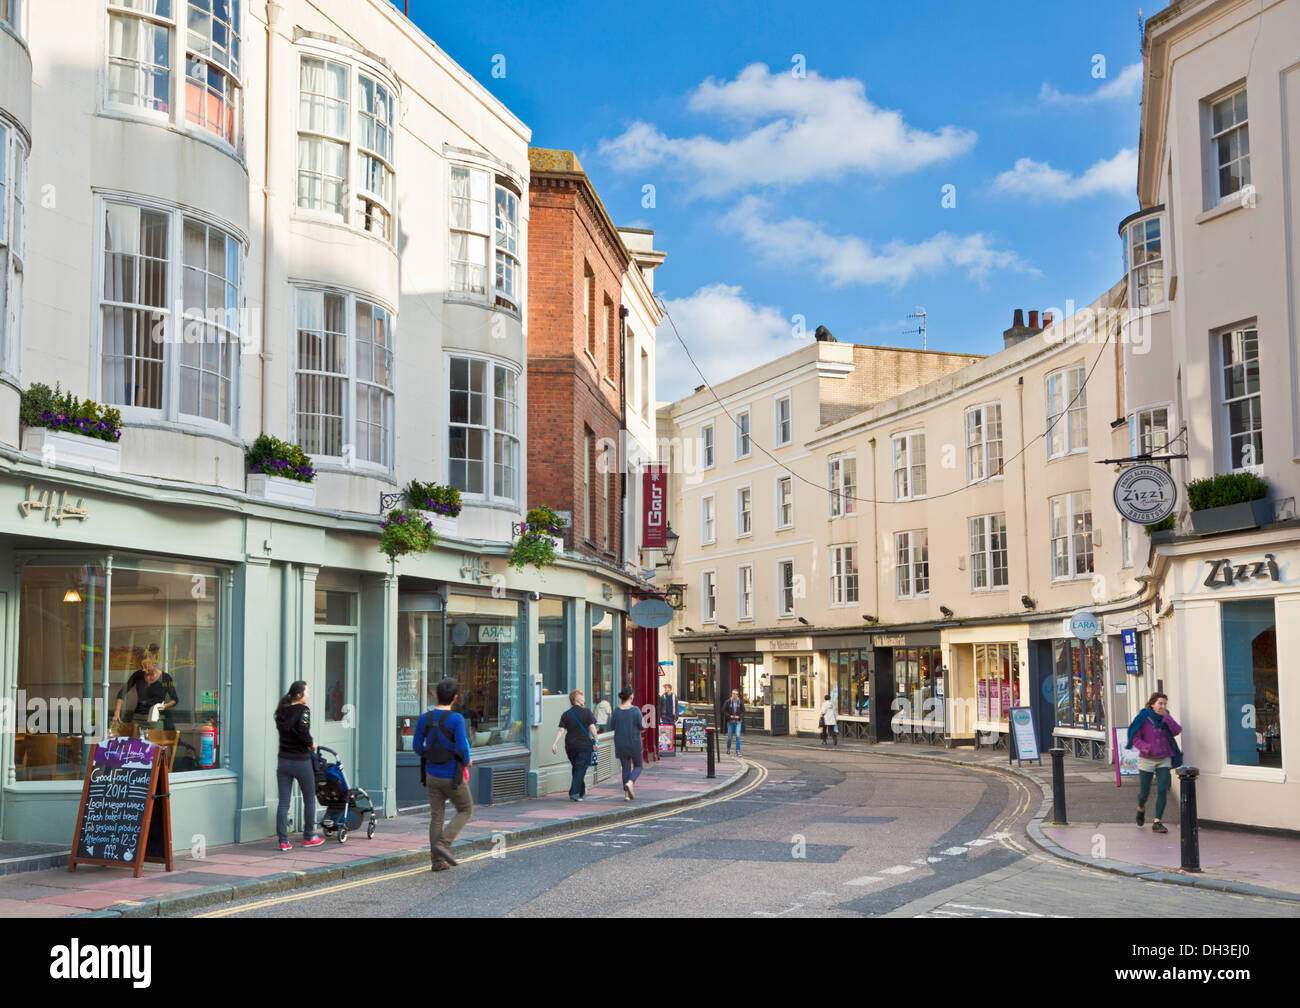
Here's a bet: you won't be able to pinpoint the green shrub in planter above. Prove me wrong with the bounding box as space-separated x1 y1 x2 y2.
403 479 462 517
20 381 123 442
1145 515 1176 534
508 505 568 571
246 434 316 482
379 509 439 561
1186 472 1268 511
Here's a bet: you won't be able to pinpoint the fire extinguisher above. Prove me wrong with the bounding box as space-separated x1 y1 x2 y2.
199 721 217 768
401 717 412 751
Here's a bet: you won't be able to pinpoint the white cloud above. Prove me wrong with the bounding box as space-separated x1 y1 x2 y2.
599 63 976 196
720 195 1036 288
993 148 1137 201
1039 63 1143 106
654 284 794 401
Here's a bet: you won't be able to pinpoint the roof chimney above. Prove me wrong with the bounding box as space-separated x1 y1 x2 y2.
1043 311 1054 328
1012 309 1025 328
1028 310 1039 329
1002 307 1044 350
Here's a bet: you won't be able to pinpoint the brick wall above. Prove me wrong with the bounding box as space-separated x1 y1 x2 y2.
819 347 984 425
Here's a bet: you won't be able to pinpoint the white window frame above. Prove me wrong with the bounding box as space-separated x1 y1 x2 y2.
895 530 930 600
774 393 793 446
829 453 857 518
892 430 926 501
1208 86 1250 205
737 564 754 622
1 0 26 42
1121 518 1132 568
701 422 715 469
735 407 751 459
0 120 27 379
1219 326 1262 473
104 1 245 154
965 402 1003 484
291 286 395 471
969 514 1008 592
702 569 717 624
1126 215 1164 310
1049 492 1093 582
1045 364 1088 459
736 484 752 538
777 559 796 617
94 193 245 435
701 493 716 546
775 475 794 529
1129 403 1172 470
445 352 521 504
830 544 859 606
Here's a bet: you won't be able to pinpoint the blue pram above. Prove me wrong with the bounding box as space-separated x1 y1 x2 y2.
312 746 377 842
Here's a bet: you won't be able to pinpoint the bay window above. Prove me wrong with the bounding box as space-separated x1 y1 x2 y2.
1049 492 1093 580
447 354 519 501
895 530 929 599
100 197 243 427
106 1 244 150
449 162 522 310
965 403 1003 483
1 122 25 373
1126 216 1163 309
294 288 394 465
1046 365 1087 458
1129 405 1170 469
892 431 926 500
297 51 398 240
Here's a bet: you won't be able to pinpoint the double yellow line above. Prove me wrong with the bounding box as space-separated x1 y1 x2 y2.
199 758 768 917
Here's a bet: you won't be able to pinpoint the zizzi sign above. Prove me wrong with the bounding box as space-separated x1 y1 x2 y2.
642 466 667 550
1202 553 1280 589
1112 465 1176 525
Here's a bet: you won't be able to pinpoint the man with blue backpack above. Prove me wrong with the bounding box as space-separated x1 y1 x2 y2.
414 677 473 871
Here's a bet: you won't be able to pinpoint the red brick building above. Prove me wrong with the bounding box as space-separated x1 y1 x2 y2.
527 149 631 566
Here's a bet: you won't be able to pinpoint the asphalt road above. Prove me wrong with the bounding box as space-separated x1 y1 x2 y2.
189 745 1299 919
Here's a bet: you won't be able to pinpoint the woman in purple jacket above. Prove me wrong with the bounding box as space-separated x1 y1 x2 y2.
1126 691 1183 834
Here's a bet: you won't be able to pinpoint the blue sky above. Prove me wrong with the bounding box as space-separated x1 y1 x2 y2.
404 0 1158 401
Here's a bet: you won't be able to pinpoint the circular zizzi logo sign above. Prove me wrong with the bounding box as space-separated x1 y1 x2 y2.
1113 464 1177 524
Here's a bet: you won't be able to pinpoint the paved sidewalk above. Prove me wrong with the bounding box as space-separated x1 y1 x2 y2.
749 735 1300 902
0 751 744 918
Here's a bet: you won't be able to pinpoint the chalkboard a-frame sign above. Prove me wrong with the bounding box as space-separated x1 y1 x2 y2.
68 737 174 878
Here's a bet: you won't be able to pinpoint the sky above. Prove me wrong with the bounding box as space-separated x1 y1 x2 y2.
402 0 1158 401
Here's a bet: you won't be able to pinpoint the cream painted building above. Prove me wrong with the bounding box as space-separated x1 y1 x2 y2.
1120 0 1300 830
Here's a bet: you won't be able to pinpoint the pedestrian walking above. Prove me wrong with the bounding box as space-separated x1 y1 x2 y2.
414 677 473 871
1126 691 1183 834
552 689 599 801
723 689 744 755
611 686 645 800
273 680 325 852
820 693 838 746
661 681 680 751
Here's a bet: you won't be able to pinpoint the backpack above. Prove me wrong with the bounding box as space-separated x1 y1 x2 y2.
415 710 459 786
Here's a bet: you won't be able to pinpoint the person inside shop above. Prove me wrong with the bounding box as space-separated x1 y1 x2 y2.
1126 691 1183 835
592 691 613 730
552 689 599 801
111 644 178 736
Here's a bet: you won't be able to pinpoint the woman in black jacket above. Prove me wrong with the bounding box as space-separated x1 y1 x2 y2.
274 681 325 851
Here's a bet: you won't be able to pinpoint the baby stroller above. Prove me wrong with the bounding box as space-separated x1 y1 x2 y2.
312 746 377 843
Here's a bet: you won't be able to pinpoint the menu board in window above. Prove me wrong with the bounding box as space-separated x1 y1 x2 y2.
68 737 173 878
396 666 422 717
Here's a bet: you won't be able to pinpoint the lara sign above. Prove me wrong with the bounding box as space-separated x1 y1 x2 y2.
1112 464 1176 525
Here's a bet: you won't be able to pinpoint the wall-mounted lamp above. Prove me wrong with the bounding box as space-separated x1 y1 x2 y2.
862 614 878 624
683 627 695 633
1021 595 1036 610
797 617 810 626
717 624 730 632
939 606 954 619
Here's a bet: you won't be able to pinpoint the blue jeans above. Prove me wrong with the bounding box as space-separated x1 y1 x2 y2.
727 721 742 752
276 755 316 843
619 752 643 785
567 747 591 798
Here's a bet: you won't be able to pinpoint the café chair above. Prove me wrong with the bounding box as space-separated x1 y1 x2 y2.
19 734 58 780
146 729 180 771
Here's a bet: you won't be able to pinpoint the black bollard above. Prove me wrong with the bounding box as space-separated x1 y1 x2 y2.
706 727 716 779
1176 766 1201 873
1048 747 1068 825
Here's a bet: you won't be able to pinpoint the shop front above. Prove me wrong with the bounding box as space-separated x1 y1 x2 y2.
940 626 1028 750
874 630 944 744
1152 534 1299 831
820 635 873 740
755 637 815 736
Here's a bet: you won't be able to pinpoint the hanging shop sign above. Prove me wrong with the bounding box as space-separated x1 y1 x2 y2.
1121 629 1140 676
1112 464 1177 525
1068 611 1101 640
630 598 674 629
1201 553 1280 589
642 465 667 550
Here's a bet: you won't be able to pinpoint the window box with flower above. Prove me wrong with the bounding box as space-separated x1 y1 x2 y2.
245 434 317 506
404 478 462 537
19 382 123 472
509 506 567 571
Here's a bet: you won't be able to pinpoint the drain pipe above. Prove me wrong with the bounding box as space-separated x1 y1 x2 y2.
261 2 282 434
869 437 879 616
1017 378 1031 592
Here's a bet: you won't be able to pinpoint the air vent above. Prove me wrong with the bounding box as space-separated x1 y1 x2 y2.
491 767 527 803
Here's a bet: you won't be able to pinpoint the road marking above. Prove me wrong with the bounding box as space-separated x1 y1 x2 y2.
880 865 915 875
946 903 1069 918
753 903 803 917
966 838 994 847
806 890 835 897
198 758 769 918
845 876 883 886
941 847 968 856
927 857 944 864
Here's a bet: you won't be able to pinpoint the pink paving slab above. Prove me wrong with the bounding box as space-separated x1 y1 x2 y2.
36 890 131 910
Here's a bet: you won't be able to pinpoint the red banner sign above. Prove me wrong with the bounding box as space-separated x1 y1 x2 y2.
642 465 666 549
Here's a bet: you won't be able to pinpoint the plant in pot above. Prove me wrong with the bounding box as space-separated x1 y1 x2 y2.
1186 472 1271 536
246 434 316 505
379 509 439 562
1145 514 1177 542
404 479 462 534
19 381 125 471
509 505 567 571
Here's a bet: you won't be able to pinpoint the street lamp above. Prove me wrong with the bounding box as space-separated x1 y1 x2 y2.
655 524 680 567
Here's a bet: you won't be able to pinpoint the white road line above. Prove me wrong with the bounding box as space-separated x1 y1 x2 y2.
753 903 804 917
927 857 944 864
941 847 968 856
844 876 883 886
928 910 971 917
880 865 915 875
946 903 1069 918
966 838 994 847
989 832 1013 839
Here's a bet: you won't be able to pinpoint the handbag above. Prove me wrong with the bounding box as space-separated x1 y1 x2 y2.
818 715 825 728
570 707 598 768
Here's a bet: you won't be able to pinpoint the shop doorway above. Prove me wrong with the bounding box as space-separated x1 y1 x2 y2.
314 635 357 777
770 675 790 735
